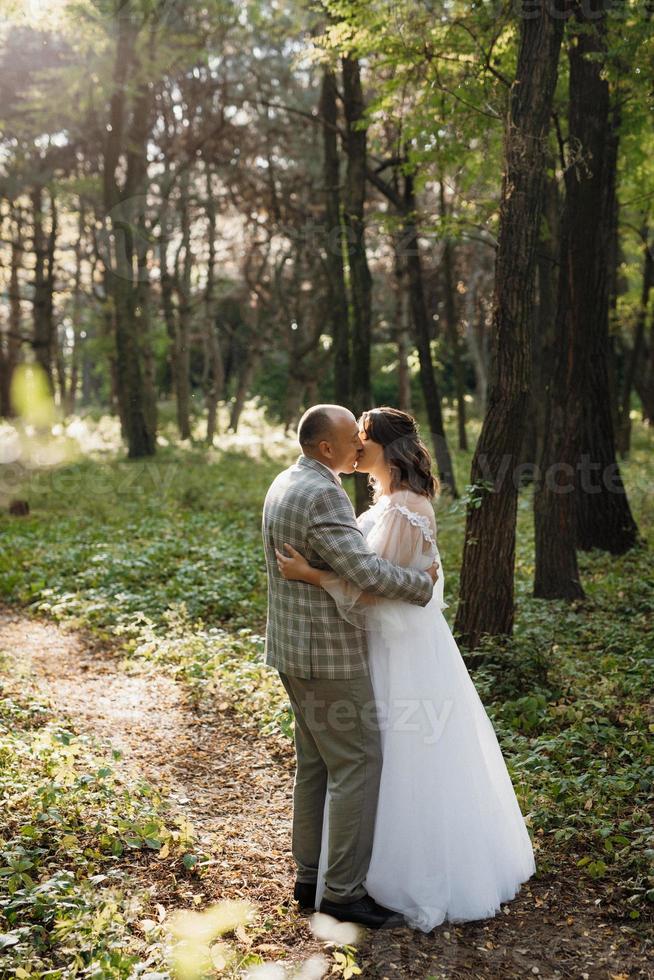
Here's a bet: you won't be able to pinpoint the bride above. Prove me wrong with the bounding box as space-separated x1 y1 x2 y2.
276 406 536 932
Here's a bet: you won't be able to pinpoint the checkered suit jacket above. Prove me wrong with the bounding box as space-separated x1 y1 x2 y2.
262 455 433 679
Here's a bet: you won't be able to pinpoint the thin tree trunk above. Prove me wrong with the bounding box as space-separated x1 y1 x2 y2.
529 173 560 478
439 180 467 450
175 167 192 440
31 184 55 392
402 170 458 496
229 334 263 432
393 235 412 412
463 270 488 415
1 207 24 417
454 1 567 646
65 203 85 416
320 67 350 406
617 222 652 456
342 55 372 513
204 167 225 446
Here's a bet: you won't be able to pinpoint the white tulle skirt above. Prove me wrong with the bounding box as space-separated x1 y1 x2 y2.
315 595 536 932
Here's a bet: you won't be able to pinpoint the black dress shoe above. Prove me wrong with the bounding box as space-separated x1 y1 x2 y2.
293 880 317 911
319 894 404 930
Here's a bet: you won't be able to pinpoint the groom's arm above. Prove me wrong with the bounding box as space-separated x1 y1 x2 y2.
306 485 433 606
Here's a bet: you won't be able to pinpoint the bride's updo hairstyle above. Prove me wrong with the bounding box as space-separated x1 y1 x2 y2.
359 406 439 501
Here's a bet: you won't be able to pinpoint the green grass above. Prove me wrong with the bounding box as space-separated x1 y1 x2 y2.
0 406 653 975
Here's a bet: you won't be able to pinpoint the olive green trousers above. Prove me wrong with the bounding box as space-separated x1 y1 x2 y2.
278 671 382 904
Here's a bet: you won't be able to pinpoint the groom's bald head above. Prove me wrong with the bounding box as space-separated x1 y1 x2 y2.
299 405 343 449
298 404 363 474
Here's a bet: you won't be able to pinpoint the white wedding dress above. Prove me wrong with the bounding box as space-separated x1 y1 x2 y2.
314 489 536 932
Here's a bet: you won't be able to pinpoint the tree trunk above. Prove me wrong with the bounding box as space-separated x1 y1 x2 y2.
463 269 488 415
528 173 560 480
617 222 652 456
393 235 412 412
1 207 23 417
229 333 263 433
342 55 372 513
454 1 567 647
31 184 55 392
402 170 458 496
320 67 350 406
101 6 156 458
533 137 586 599
64 203 85 416
568 14 639 554
174 167 193 440
204 168 225 446
439 180 467 451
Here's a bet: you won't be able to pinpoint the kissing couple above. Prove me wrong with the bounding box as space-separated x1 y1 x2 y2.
262 404 535 932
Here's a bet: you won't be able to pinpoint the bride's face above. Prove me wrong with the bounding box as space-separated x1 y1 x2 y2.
356 424 386 476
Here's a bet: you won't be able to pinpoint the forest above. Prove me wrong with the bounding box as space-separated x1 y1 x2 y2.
0 1 653 978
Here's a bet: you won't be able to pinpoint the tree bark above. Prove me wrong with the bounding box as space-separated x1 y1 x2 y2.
568 11 639 554
454 2 567 646
617 222 652 456
204 167 225 446
320 67 350 405
402 170 458 496
31 183 55 392
174 166 193 440
342 55 372 513
101 6 156 458
0 206 23 417
393 234 412 412
439 180 467 451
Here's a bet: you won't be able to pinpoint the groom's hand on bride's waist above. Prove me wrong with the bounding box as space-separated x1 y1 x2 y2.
427 560 439 584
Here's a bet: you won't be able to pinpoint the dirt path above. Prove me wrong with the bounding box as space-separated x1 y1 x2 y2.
1 604 651 979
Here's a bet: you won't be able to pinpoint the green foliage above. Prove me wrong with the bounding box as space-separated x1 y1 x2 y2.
1 415 653 931
0 446 285 632
0 669 196 978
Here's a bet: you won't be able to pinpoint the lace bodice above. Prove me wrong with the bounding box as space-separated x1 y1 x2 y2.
322 489 447 628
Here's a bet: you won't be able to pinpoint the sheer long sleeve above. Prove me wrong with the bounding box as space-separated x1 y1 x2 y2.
321 491 447 631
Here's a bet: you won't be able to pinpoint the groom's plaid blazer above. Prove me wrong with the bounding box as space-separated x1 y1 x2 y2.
262 454 433 679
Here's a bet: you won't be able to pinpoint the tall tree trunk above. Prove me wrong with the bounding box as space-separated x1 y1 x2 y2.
320 67 350 406
533 126 586 599
528 173 560 479
204 167 225 446
31 184 55 392
569 15 639 554
439 180 467 450
102 7 156 458
393 234 412 412
617 221 652 456
1 207 23 417
342 55 372 513
454 2 567 647
463 269 488 415
402 170 458 496
64 203 85 416
175 167 192 440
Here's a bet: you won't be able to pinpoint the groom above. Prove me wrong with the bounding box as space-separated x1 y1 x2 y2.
262 404 438 929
